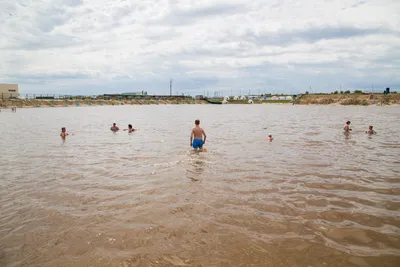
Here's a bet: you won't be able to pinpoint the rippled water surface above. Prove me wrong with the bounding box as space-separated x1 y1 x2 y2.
1 105 400 267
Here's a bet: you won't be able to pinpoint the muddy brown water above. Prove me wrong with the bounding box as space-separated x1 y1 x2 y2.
0 105 399 267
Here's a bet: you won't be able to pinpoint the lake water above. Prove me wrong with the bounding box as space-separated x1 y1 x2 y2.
0 105 399 267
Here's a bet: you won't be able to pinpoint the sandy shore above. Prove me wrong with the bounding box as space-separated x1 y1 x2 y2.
1 94 400 108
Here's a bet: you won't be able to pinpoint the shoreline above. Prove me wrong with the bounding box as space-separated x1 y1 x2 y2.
1 96 400 109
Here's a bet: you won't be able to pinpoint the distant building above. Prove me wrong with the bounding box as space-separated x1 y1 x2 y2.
195 95 204 100
121 91 147 96
0 84 19 99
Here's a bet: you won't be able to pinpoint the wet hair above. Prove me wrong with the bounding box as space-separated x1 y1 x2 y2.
128 124 132 128
113 123 116 125
61 127 66 131
369 125 373 129
346 121 351 124
195 119 200 125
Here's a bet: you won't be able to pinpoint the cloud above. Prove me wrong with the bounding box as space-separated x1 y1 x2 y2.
0 0 400 95
246 26 395 46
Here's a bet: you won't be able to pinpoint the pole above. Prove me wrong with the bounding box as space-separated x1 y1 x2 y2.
170 79 173 96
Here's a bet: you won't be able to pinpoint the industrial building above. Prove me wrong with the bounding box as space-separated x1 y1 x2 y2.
0 84 19 99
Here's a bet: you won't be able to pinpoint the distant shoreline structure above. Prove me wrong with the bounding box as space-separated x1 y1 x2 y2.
1 92 399 109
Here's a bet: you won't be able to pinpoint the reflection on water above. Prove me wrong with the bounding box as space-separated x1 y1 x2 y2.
0 105 400 267
186 152 208 181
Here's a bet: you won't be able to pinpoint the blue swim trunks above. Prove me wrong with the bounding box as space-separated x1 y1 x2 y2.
192 139 203 149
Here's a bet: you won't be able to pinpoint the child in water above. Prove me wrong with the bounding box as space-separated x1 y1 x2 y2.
344 121 352 134
366 125 376 135
124 124 136 133
110 123 119 132
190 119 206 151
60 127 69 139
267 133 273 141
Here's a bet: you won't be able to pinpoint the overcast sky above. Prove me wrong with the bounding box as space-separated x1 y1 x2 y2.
1 0 399 95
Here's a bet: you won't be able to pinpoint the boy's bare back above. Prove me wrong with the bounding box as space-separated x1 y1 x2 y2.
192 126 205 139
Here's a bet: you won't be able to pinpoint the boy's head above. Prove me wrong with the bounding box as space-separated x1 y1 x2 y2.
268 133 272 137
61 127 66 132
369 125 373 129
113 123 116 126
128 124 132 129
346 121 351 125
195 119 200 125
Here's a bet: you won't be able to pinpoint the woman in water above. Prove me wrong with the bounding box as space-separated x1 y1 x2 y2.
365 125 376 135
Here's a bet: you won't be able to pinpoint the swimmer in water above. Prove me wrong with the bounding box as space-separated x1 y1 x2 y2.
344 121 352 134
60 127 69 139
190 119 207 151
124 124 136 133
365 125 376 135
267 133 273 141
110 123 119 132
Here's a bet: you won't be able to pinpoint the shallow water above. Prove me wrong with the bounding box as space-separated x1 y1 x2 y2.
0 105 399 267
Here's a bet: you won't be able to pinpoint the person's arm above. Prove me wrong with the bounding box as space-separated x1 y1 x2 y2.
190 129 193 146
202 129 207 143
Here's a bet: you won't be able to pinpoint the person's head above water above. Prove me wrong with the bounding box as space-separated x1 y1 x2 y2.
195 119 200 125
128 124 132 129
268 133 272 137
346 121 351 125
113 123 116 126
369 125 373 129
61 127 66 132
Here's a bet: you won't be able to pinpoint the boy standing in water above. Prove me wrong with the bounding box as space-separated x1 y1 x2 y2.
110 123 119 132
344 121 352 134
190 119 207 151
60 127 69 139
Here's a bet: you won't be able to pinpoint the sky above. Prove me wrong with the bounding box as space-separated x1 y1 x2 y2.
1 0 400 96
